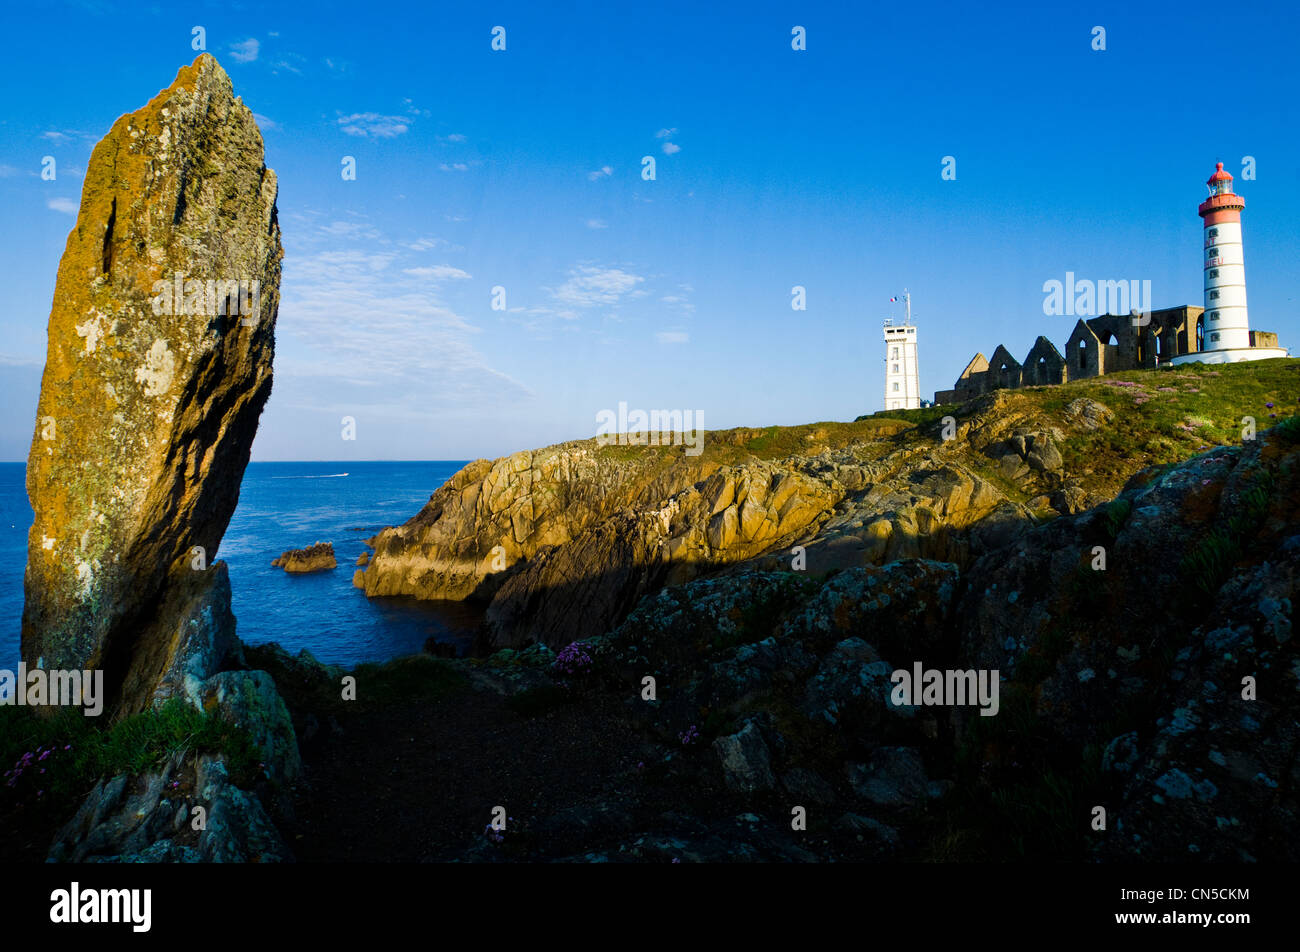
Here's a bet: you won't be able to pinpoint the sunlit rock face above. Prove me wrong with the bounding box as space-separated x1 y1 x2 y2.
22 53 281 712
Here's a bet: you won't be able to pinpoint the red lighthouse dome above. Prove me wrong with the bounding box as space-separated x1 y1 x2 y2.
1200 162 1244 220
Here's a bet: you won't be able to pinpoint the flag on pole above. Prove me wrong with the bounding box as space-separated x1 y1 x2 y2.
889 296 898 302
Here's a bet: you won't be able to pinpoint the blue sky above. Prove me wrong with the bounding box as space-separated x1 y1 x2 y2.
2 0 1297 461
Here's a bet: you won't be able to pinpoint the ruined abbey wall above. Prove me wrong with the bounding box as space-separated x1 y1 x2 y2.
930 305 1273 404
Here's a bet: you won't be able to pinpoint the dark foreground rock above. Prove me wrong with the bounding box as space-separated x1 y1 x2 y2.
48 753 291 863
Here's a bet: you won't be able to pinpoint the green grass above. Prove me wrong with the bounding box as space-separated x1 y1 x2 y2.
1103 497 1133 539
0 698 261 809
1180 469 1276 598
855 404 954 429
735 420 908 460
592 418 910 468
579 364 1298 512
592 441 680 462
1273 414 1300 443
1051 360 1297 474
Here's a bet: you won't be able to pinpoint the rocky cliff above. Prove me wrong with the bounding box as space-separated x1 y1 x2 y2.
358 370 1266 649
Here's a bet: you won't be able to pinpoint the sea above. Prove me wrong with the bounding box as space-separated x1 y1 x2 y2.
0 461 484 670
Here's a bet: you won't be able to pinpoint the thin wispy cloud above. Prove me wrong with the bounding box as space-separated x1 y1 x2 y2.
655 128 677 138
270 52 308 75
47 198 78 215
586 219 608 230
505 304 581 335
506 263 679 338
275 220 526 413
661 284 696 311
39 129 95 143
587 165 613 181
655 331 689 344
662 142 681 155
549 266 645 309
229 38 260 63
319 220 381 240
402 265 472 281
404 237 447 251
338 112 410 138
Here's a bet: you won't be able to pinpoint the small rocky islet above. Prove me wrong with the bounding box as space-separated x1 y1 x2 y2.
4 53 1297 864
271 542 337 574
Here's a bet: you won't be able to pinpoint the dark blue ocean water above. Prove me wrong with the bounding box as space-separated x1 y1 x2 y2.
0 461 482 669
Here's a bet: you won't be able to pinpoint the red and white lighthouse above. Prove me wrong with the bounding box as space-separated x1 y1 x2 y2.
1172 161 1287 364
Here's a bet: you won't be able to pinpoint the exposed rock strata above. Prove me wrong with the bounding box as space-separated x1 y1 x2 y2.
358 392 1103 647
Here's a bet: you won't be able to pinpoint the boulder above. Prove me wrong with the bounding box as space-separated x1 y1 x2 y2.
117 559 244 717
1064 397 1114 431
846 747 942 808
48 752 291 863
799 637 900 727
272 542 337 573
712 720 776 793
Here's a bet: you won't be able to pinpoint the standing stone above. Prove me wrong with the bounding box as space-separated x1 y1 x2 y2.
22 53 281 712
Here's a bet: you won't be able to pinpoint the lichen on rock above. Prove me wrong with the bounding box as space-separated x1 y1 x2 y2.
22 52 282 713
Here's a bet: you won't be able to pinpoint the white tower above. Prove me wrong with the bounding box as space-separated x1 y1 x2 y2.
1173 162 1287 364
883 291 920 410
